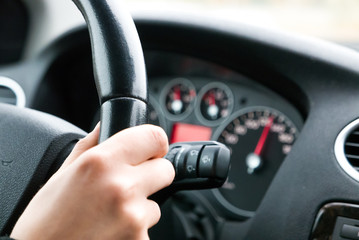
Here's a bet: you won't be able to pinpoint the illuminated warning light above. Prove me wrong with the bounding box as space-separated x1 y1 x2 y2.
170 123 212 144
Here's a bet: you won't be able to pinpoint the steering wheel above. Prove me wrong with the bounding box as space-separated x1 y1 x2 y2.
0 0 147 234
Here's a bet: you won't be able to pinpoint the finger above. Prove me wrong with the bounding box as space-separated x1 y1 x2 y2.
136 158 175 196
145 199 161 228
120 200 160 235
60 122 100 170
98 125 169 165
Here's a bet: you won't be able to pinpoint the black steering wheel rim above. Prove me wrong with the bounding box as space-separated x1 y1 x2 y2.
72 0 149 141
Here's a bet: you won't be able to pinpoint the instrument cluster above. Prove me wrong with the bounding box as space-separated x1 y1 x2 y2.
146 52 303 217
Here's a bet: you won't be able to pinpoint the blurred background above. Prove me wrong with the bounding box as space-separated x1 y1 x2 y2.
125 0 359 49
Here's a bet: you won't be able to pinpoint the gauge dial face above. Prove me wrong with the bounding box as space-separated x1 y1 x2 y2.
197 82 233 126
214 107 298 214
162 78 196 120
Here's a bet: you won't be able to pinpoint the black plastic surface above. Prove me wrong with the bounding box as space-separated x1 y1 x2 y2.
165 141 230 182
0 103 86 235
340 223 359 240
71 0 147 105
332 217 359 240
152 141 230 204
72 0 148 141
99 98 147 142
311 203 359 240
0 0 28 64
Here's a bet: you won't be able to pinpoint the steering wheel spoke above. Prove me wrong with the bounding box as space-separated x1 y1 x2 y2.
0 103 85 234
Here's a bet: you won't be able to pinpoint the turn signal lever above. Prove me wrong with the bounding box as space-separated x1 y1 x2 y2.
151 141 231 204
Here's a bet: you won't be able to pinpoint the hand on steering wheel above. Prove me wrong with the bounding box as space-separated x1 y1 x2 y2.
11 124 175 240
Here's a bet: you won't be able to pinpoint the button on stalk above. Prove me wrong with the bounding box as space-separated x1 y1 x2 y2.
151 141 231 204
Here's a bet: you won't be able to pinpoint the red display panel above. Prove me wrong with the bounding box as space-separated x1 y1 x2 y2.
170 123 212 144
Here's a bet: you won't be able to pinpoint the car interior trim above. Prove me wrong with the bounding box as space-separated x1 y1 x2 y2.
334 118 359 182
0 76 26 108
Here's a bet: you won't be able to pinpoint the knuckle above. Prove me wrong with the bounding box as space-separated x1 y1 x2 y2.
120 205 147 231
77 150 108 176
131 211 146 227
117 180 137 199
106 178 137 204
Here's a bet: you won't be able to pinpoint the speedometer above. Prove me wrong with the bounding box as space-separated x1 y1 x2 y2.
213 107 299 215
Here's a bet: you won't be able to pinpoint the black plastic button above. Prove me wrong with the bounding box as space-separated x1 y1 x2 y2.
184 145 202 178
215 145 231 179
164 141 230 182
165 147 181 164
341 224 359 239
152 141 231 204
198 145 217 178
172 147 187 179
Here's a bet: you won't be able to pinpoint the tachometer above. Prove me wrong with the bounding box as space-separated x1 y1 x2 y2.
213 107 298 215
161 78 196 121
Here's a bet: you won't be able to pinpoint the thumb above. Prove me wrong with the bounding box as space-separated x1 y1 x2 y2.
59 122 100 171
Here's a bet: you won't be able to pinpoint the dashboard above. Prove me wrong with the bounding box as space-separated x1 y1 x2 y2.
3 0 359 239
145 52 303 218
34 48 304 221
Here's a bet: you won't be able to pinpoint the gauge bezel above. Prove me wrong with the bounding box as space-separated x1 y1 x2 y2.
195 82 234 127
160 78 197 121
211 106 299 217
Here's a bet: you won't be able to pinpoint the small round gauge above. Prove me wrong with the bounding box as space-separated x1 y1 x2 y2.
161 78 196 121
213 107 299 216
196 82 233 126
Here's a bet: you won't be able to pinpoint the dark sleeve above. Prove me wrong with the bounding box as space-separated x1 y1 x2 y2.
0 237 15 240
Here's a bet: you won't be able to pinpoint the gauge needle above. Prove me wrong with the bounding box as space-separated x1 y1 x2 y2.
174 87 181 101
246 116 274 174
172 87 183 114
207 92 219 119
254 116 274 156
208 92 215 105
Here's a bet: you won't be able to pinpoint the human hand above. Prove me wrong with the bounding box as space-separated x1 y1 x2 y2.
10 124 175 240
